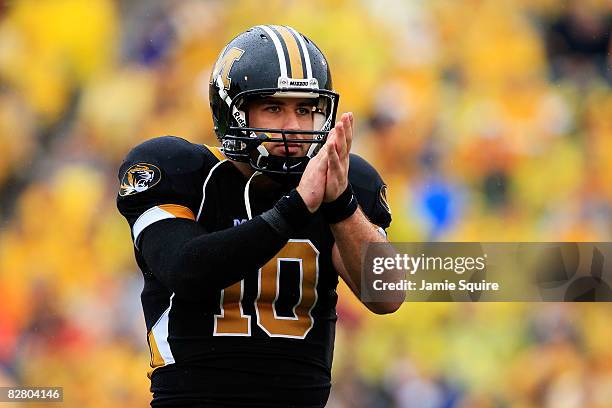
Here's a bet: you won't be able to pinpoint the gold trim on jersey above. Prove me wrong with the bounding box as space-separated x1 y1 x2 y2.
204 144 226 162
132 204 196 245
158 204 195 220
147 330 165 378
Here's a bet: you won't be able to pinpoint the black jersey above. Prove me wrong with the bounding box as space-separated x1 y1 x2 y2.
116 136 391 407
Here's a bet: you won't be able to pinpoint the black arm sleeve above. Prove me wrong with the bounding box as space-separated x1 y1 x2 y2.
139 190 313 300
140 216 287 300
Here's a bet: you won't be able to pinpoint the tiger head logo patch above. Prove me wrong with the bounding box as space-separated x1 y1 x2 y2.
119 163 161 196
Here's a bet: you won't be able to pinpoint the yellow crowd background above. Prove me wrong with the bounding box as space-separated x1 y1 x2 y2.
0 0 610 407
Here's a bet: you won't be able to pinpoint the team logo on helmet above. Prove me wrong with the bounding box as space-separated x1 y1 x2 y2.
210 47 245 90
119 163 161 196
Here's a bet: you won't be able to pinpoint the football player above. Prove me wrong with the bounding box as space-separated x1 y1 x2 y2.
117 25 402 407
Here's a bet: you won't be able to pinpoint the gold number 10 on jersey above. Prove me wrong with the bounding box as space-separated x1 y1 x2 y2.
214 239 319 339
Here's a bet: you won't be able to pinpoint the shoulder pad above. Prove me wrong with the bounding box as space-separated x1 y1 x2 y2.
116 136 224 244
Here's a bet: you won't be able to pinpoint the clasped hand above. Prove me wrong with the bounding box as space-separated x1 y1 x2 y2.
296 112 353 213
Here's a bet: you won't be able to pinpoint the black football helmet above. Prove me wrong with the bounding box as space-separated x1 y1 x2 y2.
209 25 339 175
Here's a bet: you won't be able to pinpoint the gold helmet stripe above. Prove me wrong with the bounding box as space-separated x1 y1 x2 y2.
286 26 313 79
257 25 288 78
274 25 304 79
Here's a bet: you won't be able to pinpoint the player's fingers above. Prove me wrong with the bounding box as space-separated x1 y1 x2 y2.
325 147 333 178
306 146 326 185
318 146 329 175
345 112 353 153
340 113 350 153
305 143 326 177
316 141 330 160
317 143 329 165
326 143 339 181
331 129 341 157
334 120 346 158
328 143 341 173
326 127 337 147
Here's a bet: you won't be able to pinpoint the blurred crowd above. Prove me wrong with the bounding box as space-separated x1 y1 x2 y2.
0 0 610 407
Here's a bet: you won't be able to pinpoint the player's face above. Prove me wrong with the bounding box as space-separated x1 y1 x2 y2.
248 97 315 156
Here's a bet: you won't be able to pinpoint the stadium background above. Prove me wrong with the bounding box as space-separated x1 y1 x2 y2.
0 0 610 406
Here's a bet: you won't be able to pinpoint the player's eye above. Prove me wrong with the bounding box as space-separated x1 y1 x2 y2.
296 107 311 116
264 105 281 113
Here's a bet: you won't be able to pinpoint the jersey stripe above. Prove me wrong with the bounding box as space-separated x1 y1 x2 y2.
147 293 176 378
274 25 304 79
258 25 287 78
244 171 262 220
196 159 227 221
147 330 164 371
132 205 195 246
158 204 195 220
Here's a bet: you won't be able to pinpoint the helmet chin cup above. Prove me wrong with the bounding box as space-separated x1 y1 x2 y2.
251 154 309 175
223 126 327 176
251 155 307 186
